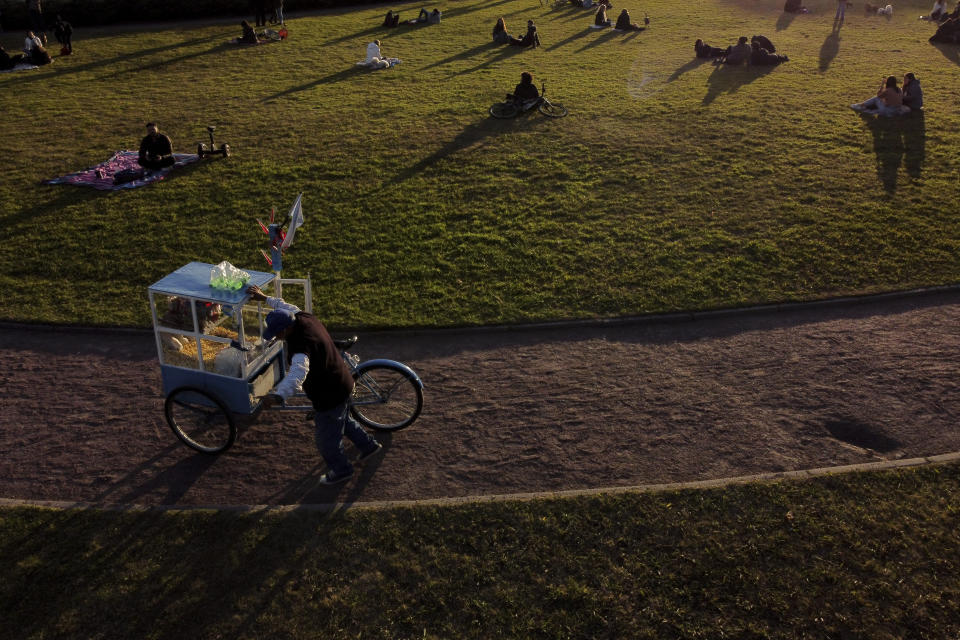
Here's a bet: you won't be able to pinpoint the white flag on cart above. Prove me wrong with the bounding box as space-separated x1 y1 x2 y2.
281 192 303 251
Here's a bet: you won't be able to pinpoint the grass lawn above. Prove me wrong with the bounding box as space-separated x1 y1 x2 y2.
1 0 958 328
1 463 958 639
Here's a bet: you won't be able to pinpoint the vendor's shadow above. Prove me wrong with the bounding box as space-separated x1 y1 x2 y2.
776 11 798 31
862 111 926 192
819 31 840 72
702 64 774 105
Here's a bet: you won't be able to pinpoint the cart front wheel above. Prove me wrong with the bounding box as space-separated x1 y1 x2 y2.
165 387 237 454
350 363 423 431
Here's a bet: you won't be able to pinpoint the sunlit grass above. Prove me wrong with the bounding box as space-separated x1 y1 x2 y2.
1 0 958 328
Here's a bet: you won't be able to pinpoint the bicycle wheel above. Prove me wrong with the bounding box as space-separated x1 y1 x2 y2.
538 101 568 117
489 102 519 119
164 387 237 454
350 363 423 431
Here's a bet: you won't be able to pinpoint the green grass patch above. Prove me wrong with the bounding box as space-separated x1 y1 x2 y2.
2 464 959 638
2 0 959 328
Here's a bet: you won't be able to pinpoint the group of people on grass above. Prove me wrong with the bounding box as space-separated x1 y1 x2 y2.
850 74 923 116
594 5 647 30
492 18 541 47
383 8 441 27
929 0 960 40
694 35 788 66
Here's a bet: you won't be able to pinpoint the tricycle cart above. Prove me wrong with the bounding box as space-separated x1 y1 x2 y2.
149 262 423 455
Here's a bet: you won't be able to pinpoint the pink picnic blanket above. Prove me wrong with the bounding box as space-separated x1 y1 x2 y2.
43 150 200 190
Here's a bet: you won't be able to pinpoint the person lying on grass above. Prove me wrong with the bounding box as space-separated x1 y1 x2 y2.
850 75 909 116
138 122 175 170
720 36 751 65
750 41 788 65
695 38 726 58
615 8 646 30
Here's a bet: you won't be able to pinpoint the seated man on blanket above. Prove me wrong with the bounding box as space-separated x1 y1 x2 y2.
138 122 175 170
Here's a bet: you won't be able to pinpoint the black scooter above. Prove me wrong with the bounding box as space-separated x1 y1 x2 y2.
197 126 230 158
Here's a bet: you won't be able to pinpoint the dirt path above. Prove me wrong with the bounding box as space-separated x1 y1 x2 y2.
2 291 959 507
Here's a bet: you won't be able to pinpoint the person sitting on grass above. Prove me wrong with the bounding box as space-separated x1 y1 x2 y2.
750 40 789 65
0 44 25 70
694 38 726 58
511 20 541 47
721 36 751 65
507 71 541 106
595 4 612 26
383 9 400 27
850 75 908 116
492 17 512 44
239 20 260 44
23 31 51 65
902 72 923 111
615 8 645 30
138 122 175 170
925 0 947 20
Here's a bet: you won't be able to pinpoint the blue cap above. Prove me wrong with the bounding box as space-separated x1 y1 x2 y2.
262 309 296 341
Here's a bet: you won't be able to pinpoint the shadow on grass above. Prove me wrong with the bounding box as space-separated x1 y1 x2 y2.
668 56 710 82
775 11 797 31
862 111 926 192
702 64 774 105
574 28 620 53
0 33 224 89
819 31 840 72
1 187 102 227
385 116 543 186
930 41 960 65
546 27 593 50
449 44 524 77
421 41 497 71
97 42 232 80
263 66 364 101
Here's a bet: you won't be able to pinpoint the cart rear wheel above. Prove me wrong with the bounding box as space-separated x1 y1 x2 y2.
197 143 206 157
350 363 423 431
165 387 237 454
221 143 230 157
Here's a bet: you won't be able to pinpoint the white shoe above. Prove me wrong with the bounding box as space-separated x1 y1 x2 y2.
850 103 864 112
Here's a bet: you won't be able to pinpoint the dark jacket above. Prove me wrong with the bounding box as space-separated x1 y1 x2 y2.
903 80 923 109
751 35 775 52
513 81 539 101
519 24 538 46
54 19 72 43
139 133 173 160
286 313 355 411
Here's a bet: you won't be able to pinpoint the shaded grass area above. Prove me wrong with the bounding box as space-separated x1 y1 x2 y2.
2 464 959 638
1 0 959 328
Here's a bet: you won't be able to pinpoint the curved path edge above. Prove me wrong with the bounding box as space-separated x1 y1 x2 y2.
3 452 958 514
3 283 959 338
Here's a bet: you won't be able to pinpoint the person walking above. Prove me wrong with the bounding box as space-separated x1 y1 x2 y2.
53 15 71 55
248 284 383 485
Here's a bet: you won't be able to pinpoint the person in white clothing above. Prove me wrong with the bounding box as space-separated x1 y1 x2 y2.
365 39 391 68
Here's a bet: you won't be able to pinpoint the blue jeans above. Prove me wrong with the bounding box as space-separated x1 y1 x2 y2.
314 400 378 476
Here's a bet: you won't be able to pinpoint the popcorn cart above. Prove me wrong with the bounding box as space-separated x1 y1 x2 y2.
149 261 423 455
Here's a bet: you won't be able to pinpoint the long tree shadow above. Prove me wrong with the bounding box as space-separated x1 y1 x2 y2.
263 66 364 101
819 30 840 72
450 44 524 77
668 56 710 82
702 64 774 105
0 33 224 89
546 27 593 50
97 42 232 80
776 11 798 31
930 41 960 65
421 40 496 70
574 28 620 52
384 117 541 187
